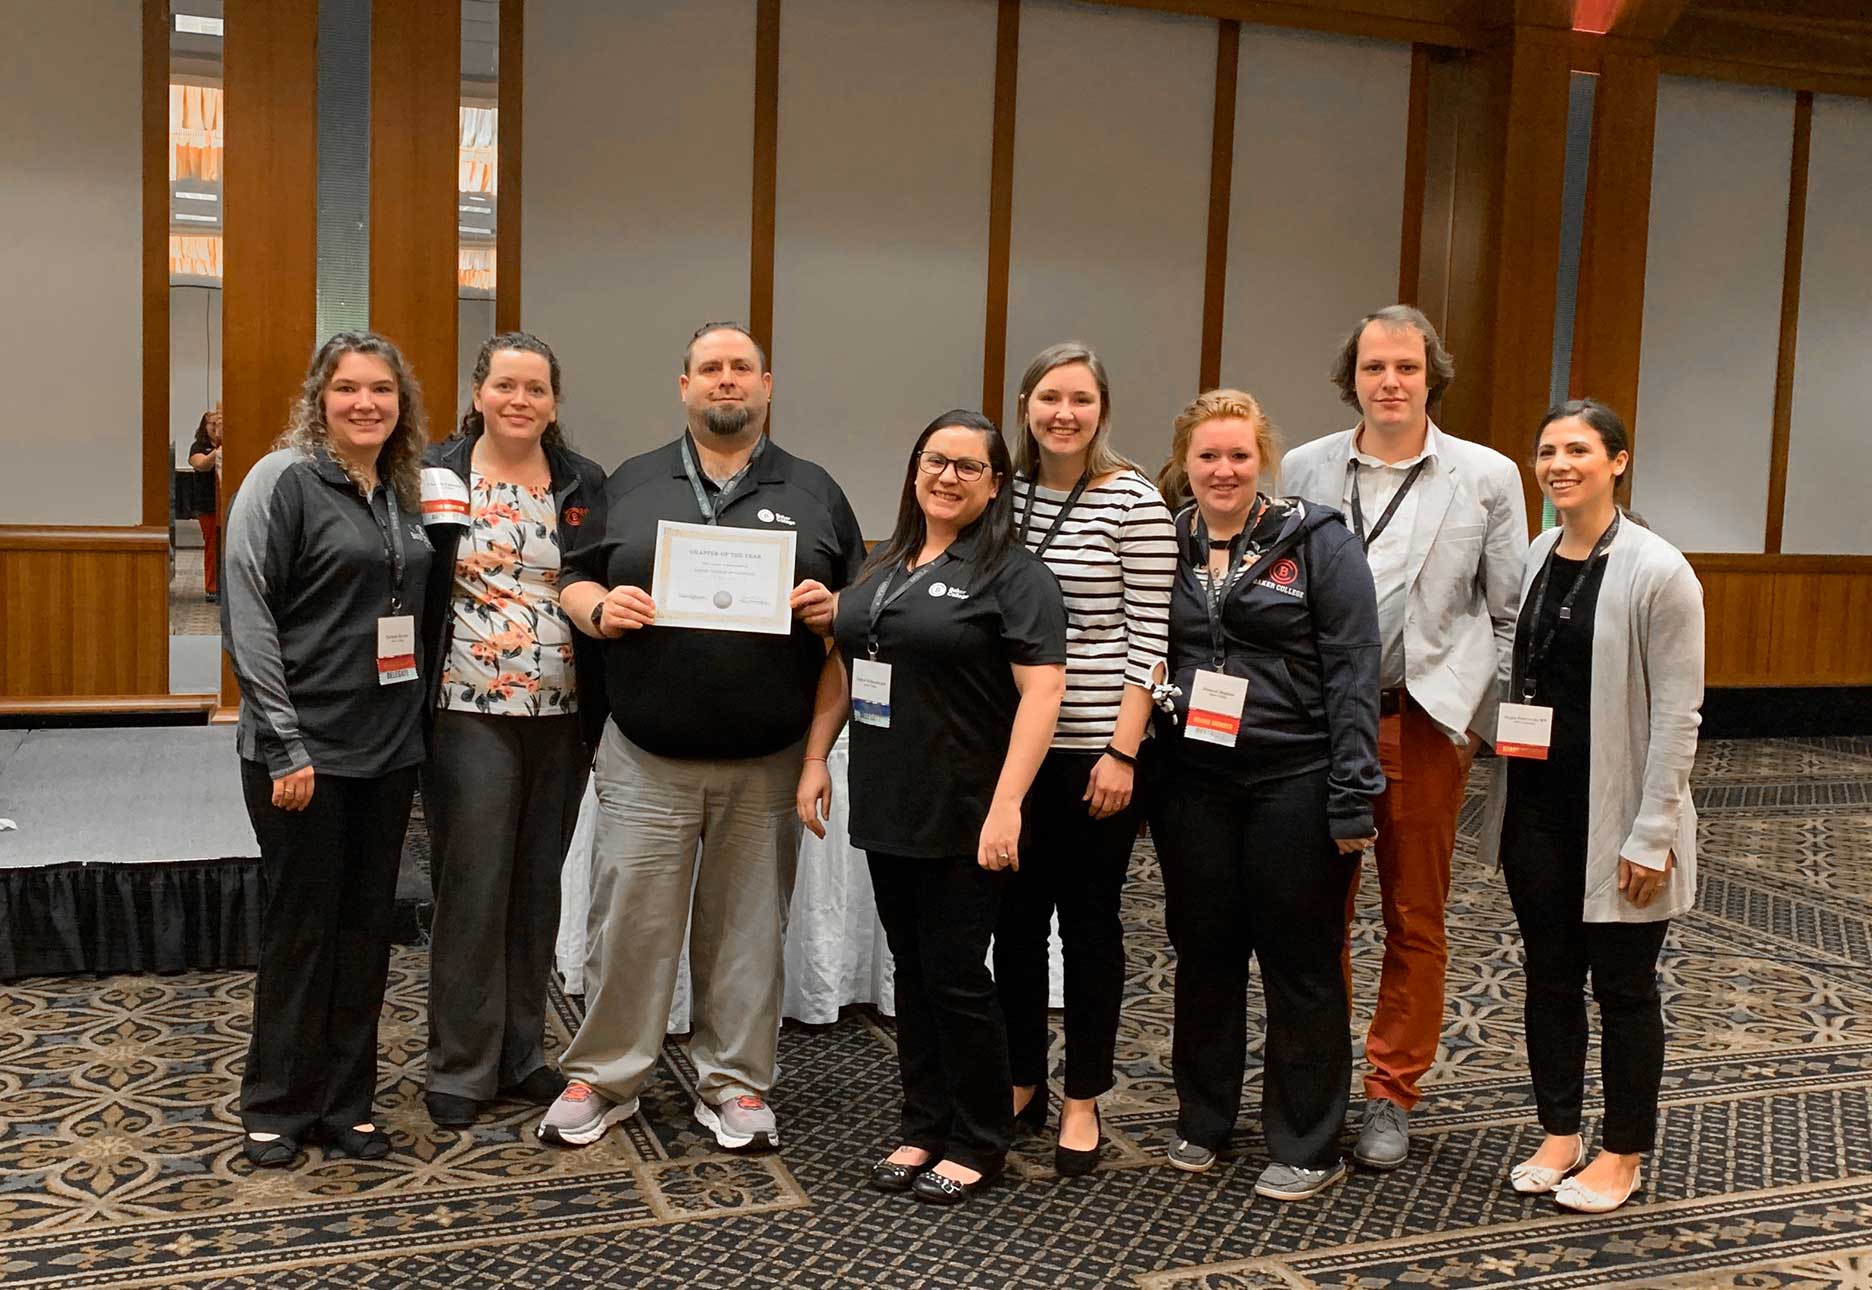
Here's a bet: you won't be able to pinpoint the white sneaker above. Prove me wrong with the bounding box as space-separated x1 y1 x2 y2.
695 1094 779 1150
535 1081 635 1146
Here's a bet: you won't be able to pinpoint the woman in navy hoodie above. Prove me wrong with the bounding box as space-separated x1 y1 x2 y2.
1147 388 1383 1202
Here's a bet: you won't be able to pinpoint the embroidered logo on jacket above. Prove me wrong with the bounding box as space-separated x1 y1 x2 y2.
1252 557 1304 599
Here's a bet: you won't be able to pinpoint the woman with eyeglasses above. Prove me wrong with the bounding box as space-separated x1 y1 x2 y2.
799 410 1066 1206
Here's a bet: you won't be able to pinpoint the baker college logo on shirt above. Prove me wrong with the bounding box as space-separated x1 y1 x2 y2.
756 507 796 526
1252 557 1304 600
927 582 970 600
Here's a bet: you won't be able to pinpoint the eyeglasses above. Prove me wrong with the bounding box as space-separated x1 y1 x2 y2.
916 451 990 483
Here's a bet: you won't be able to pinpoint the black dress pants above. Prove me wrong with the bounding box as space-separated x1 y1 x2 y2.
868 852 1011 1175
239 758 417 1139
1501 805 1669 1155
424 711 588 1100
995 749 1140 1099
1149 767 1354 1169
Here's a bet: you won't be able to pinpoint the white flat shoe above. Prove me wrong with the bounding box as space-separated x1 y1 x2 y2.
1553 1167 1642 1213
1509 1137 1587 1194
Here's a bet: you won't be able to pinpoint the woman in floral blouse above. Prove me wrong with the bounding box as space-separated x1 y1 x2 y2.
419 332 608 1128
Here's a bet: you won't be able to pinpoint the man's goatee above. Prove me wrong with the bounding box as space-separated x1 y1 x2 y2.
703 405 752 437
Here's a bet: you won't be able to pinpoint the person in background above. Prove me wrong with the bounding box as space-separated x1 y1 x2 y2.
1480 398 1702 1214
803 410 1067 1206
221 332 434 1167
995 343 1176 1176
418 332 608 1129
187 404 224 601
1280 305 1527 1171
1148 389 1381 1202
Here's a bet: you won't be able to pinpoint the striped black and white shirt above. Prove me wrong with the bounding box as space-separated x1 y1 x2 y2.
1012 469 1178 752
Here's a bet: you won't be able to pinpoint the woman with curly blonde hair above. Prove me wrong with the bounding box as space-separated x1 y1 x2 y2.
222 331 438 1167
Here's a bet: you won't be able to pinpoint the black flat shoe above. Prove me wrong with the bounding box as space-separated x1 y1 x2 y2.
500 1066 569 1106
870 1154 932 1193
1055 1104 1102 1177
324 1125 392 1160
426 1092 485 1127
912 1164 1001 1206
1013 1086 1050 1136
242 1133 300 1168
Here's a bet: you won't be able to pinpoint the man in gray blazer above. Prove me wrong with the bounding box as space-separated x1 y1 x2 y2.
1280 305 1527 1170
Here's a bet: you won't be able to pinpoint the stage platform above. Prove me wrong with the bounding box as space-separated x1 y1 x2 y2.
0 725 432 979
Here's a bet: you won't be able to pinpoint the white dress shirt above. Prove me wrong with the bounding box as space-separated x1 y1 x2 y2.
1341 424 1441 689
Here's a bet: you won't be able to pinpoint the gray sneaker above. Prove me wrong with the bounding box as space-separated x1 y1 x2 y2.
1254 1159 1348 1201
535 1081 635 1146
696 1094 779 1150
1166 1138 1217 1173
1354 1098 1410 1170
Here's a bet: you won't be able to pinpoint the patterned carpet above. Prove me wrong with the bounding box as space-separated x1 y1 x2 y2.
4 737 1870 1287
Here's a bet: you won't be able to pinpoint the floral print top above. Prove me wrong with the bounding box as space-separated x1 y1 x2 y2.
440 473 578 716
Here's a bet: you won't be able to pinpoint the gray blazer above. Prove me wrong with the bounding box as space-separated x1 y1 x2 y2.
1476 520 1704 923
1281 423 1528 744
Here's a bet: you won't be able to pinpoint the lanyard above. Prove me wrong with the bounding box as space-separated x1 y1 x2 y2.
1016 471 1091 557
1190 499 1264 669
1518 512 1620 701
864 555 948 658
680 432 763 524
1347 457 1427 550
368 486 408 614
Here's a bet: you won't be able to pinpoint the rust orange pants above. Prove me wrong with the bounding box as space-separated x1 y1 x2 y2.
1342 695 1467 1110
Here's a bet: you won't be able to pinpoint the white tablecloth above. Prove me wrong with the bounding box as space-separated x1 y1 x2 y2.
554 731 1063 1027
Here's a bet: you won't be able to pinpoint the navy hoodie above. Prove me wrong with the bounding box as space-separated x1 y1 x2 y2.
1153 495 1384 839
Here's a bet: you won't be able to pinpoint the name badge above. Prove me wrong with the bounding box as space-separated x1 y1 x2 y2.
1496 702 1554 759
851 658 892 728
1185 670 1248 747
419 467 471 525
377 615 419 685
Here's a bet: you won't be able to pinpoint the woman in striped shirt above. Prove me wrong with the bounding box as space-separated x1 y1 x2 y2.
994 343 1178 1175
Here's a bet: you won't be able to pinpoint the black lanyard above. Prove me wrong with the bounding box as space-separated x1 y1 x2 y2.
367 486 408 615
1519 512 1620 701
1016 471 1091 557
1347 457 1427 550
1190 500 1264 669
680 432 762 524
864 555 949 658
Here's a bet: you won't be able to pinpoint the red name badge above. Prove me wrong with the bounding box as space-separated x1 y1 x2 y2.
377 615 418 686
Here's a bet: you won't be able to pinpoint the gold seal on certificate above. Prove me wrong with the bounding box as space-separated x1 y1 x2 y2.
650 520 798 635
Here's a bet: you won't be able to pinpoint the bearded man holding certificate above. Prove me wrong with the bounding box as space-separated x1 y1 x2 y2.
541 323 866 1154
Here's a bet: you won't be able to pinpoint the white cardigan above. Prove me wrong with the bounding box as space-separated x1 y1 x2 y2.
1476 519 1705 923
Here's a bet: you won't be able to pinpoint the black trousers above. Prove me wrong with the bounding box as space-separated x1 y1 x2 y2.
994 749 1139 1099
1501 805 1669 1155
1149 767 1354 1169
424 711 588 1100
868 852 1012 1175
239 759 417 1138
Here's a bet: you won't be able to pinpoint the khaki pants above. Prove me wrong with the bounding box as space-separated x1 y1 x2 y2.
559 726 803 1104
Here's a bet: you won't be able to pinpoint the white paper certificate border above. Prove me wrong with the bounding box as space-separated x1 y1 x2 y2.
649 520 798 636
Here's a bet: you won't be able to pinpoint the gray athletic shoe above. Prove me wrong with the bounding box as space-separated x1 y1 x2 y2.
1166 1138 1218 1173
1354 1098 1410 1170
696 1094 780 1150
1254 1159 1348 1201
535 1081 635 1146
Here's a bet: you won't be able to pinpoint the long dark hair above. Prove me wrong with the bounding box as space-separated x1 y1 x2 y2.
280 330 428 509
455 330 568 449
863 410 1015 579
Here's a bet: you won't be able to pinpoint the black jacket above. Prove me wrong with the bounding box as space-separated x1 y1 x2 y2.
1153 496 1385 839
420 432 610 752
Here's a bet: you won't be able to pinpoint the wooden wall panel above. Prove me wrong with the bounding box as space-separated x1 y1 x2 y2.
495 0 523 334
371 0 461 434
142 0 169 527
1689 557 1872 687
0 530 169 699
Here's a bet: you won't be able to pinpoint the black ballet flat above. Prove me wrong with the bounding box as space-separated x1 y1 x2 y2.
912 1163 1001 1206
324 1124 392 1160
242 1133 300 1169
1055 1104 1103 1178
1013 1086 1050 1136
870 1153 932 1194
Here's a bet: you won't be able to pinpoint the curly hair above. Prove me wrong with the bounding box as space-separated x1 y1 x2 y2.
456 330 569 450
1328 304 1455 412
279 331 428 509
1154 388 1283 513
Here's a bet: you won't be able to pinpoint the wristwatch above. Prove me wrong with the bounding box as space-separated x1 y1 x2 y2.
589 601 604 632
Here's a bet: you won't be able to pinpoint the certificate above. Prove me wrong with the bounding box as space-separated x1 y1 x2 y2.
650 520 797 635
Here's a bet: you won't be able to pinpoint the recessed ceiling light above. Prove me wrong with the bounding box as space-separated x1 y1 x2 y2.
175 15 223 36
177 191 219 202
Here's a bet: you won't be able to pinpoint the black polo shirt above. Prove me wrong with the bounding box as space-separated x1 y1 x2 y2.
833 528 1067 859
562 432 866 759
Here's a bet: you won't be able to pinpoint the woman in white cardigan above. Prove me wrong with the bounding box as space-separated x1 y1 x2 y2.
1477 398 1703 1215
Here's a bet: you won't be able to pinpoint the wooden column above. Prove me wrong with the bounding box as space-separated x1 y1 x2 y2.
222 0 321 709
142 0 170 529
372 0 462 435
495 0 524 334
981 0 1020 428
1198 20 1240 394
